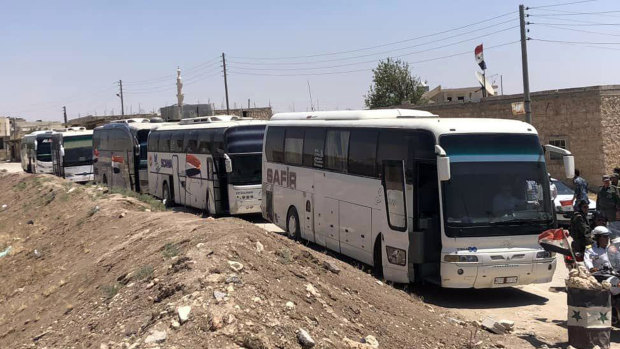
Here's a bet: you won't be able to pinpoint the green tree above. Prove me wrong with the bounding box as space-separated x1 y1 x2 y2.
364 58 425 109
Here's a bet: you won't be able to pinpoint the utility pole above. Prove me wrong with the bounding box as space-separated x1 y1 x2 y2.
63 106 67 127
117 80 125 116
222 52 230 114
519 4 532 124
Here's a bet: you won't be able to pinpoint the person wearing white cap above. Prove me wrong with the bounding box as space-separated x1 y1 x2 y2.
584 226 612 272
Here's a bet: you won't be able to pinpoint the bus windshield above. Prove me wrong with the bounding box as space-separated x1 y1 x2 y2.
63 135 93 166
36 139 52 162
440 134 553 236
228 153 262 185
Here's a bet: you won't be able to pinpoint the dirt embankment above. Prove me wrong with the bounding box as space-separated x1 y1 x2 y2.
0 173 524 348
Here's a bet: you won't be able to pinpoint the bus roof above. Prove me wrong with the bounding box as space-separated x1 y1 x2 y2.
271 109 437 120
268 110 538 138
94 121 168 132
152 118 267 132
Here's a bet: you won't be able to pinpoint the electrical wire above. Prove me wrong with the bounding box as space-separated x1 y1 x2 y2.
227 41 519 77
532 23 620 37
529 21 620 26
229 11 516 60
528 0 598 10
531 38 620 44
230 20 518 66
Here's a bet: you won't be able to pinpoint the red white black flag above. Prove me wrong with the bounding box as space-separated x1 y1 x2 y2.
475 44 487 70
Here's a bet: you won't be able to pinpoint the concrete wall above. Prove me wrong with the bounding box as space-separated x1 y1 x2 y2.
214 107 273 120
402 85 620 188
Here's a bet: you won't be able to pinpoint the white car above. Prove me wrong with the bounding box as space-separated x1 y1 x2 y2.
551 178 596 226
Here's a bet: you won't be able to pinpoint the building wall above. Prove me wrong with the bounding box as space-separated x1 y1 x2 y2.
404 85 617 188
213 107 273 120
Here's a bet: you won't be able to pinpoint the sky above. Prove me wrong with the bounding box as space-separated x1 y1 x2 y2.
1 0 620 121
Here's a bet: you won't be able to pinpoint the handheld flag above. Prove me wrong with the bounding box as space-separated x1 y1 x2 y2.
475 44 487 70
538 228 572 256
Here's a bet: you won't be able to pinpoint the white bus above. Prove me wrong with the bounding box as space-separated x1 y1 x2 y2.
20 131 56 174
93 119 164 193
262 109 575 288
147 116 266 215
51 128 94 183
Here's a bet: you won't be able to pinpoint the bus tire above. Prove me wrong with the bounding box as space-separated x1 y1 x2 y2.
373 236 383 279
286 206 301 240
163 182 174 208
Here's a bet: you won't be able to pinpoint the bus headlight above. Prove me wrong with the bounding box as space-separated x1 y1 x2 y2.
444 255 478 263
536 251 553 259
386 246 406 266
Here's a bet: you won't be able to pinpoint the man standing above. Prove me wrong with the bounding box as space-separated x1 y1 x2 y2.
597 175 617 222
573 169 589 211
570 199 592 257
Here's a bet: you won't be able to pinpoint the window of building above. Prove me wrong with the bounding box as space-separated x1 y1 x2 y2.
284 128 304 165
302 128 325 168
549 138 567 160
324 130 350 172
265 127 285 163
348 129 378 177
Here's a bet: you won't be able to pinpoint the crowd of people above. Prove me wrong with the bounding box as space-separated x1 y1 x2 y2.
568 168 620 272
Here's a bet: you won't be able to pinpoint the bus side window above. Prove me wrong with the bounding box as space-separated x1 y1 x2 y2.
324 130 350 173
265 127 285 163
284 127 304 166
159 132 171 152
186 131 198 153
348 129 378 177
171 131 184 153
383 160 407 231
148 132 159 152
302 128 325 168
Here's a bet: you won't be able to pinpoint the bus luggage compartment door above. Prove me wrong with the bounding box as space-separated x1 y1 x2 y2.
324 198 340 252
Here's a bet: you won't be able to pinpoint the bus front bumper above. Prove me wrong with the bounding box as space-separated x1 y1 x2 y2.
228 185 262 215
440 258 556 288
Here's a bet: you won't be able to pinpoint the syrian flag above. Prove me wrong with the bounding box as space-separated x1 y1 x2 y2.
538 228 572 256
475 44 487 70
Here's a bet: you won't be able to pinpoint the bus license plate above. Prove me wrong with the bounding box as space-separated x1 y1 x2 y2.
494 276 518 285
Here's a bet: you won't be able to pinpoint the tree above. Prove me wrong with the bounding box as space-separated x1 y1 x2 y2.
364 58 425 109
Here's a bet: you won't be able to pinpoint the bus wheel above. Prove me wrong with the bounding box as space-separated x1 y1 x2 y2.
373 236 383 279
286 207 301 240
163 182 174 208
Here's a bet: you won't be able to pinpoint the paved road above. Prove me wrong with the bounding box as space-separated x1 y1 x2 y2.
0 162 23 173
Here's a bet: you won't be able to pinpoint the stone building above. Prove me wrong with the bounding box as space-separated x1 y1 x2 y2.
160 104 213 121
0 117 64 161
399 85 620 187
213 107 273 120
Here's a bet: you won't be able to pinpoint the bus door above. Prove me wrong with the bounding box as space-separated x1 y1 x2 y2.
410 160 441 283
381 160 409 281
184 153 204 208
172 154 187 205
51 135 64 178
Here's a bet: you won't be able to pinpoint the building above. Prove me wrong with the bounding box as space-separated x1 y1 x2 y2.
422 85 488 103
213 107 273 120
399 85 620 187
160 104 214 121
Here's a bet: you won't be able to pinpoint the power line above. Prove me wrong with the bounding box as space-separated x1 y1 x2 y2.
531 38 620 44
229 11 516 60
228 26 519 72
533 23 620 37
528 10 620 16
227 41 519 77
528 0 598 10
230 20 518 66
529 21 620 26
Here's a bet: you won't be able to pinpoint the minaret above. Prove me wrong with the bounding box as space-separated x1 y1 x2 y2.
176 67 184 119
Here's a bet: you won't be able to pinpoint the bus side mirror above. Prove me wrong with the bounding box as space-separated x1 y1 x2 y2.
34 141 38 151
224 154 233 173
564 155 575 179
437 157 451 181
543 144 574 179
60 145 65 157
435 145 451 181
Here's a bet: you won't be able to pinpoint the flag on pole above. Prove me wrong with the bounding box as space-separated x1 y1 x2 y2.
475 44 487 70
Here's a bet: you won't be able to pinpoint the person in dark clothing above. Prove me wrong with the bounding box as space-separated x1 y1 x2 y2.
590 210 609 231
570 199 592 257
597 174 618 222
572 169 589 211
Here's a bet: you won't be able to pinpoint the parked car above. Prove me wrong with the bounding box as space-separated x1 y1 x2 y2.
551 178 596 226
